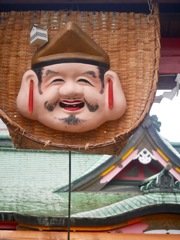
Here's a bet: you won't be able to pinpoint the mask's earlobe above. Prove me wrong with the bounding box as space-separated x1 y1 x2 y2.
28 79 34 114
16 70 39 120
107 77 113 110
104 70 127 121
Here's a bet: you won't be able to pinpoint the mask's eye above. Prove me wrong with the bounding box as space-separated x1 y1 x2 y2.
77 79 95 86
50 79 64 84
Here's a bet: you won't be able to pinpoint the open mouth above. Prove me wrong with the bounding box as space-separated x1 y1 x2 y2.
60 100 85 111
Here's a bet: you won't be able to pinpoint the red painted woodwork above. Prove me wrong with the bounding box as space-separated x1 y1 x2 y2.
110 222 148 233
159 38 180 74
161 38 180 56
114 160 162 181
0 221 17 230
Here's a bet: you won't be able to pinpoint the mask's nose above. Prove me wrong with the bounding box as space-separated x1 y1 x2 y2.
59 80 84 99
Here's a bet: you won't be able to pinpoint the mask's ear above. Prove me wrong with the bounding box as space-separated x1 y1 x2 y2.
16 70 39 120
104 70 127 120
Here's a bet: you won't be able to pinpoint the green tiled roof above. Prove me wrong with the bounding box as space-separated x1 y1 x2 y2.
0 148 105 190
72 192 180 219
0 192 134 218
12 192 180 227
0 148 112 219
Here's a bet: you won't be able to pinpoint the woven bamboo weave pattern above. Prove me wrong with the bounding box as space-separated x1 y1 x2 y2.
0 11 160 155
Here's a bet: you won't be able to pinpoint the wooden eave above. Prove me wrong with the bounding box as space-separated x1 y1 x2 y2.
118 117 180 168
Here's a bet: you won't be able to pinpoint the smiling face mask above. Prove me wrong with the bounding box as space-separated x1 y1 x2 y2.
16 22 126 132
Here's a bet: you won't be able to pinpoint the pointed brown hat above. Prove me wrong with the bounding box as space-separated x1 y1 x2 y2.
32 21 110 69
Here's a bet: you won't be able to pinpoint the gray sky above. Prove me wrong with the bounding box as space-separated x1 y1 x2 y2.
150 90 180 142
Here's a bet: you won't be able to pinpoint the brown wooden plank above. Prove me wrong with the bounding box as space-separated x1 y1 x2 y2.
0 231 180 240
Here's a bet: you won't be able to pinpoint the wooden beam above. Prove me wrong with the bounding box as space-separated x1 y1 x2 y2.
1 0 180 4
0 231 180 240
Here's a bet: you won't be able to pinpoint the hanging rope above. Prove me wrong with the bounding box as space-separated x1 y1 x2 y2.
147 0 154 22
67 151 72 240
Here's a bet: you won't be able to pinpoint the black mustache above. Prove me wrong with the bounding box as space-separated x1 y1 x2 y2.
63 114 81 125
44 100 58 111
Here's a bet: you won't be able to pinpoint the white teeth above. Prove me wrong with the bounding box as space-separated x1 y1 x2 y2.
65 103 77 105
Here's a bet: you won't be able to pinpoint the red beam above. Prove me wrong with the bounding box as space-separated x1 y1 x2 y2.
0 221 17 230
159 38 180 74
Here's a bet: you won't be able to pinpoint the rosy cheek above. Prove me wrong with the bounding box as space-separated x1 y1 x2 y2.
39 89 55 102
88 87 102 95
41 84 57 93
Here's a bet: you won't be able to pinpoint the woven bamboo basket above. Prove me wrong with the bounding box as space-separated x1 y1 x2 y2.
0 10 160 155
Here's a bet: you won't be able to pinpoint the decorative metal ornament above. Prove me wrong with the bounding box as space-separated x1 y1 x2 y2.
135 148 155 165
30 25 48 46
